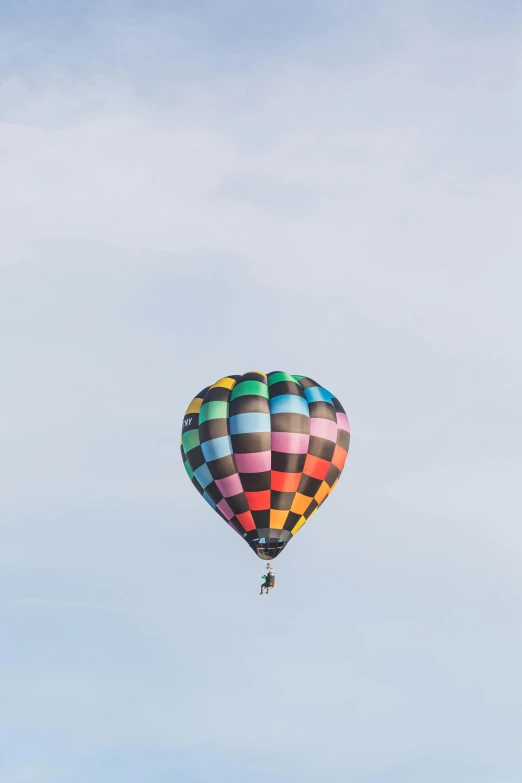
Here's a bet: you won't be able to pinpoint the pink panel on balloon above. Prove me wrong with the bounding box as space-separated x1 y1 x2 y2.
217 498 235 520
271 432 309 454
215 473 243 497
336 412 350 432
234 451 272 473
310 418 338 442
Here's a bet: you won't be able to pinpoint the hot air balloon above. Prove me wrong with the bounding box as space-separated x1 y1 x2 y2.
180 371 350 560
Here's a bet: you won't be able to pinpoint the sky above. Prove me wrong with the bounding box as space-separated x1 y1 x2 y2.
1 1 522 781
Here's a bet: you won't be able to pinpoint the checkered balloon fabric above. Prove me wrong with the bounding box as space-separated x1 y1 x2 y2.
181 372 350 560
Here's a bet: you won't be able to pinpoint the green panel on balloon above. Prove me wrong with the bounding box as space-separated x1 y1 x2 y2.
199 401 229 423
230 380 269 400
182 429 200 453
268 371 296 386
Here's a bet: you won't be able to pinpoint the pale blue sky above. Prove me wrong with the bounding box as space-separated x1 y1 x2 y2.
1 1 522 782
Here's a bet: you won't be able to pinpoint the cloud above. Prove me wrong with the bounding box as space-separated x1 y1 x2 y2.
2 5 521 366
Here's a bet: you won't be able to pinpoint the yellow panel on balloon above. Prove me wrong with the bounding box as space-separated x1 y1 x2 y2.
185 397 203 415
291 516 307 535
210 377 237 390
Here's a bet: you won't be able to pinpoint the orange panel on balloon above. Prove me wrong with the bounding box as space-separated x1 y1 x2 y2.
290 492 313 516
314 481 330 506
269 509 289 529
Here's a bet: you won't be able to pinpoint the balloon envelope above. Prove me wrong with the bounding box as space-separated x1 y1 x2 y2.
181 371 350 559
